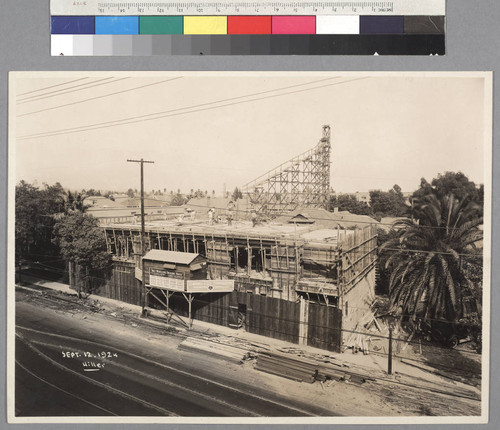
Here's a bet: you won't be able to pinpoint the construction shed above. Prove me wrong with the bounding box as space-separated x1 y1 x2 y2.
142 249 208 283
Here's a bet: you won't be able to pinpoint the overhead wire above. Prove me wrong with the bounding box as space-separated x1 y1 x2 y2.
17 77 370 140
18 75 339 130
16 77 90 97
18 77 184 117
17 77 129 104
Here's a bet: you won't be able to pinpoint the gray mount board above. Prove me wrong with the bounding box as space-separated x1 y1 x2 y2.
1 0 499 429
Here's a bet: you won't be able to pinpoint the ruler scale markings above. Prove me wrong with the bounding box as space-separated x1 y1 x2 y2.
54 0 444 15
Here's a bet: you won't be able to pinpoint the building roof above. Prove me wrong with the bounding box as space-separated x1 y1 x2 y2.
143 249 200 265
83 196 123 208
275 207 378 230
118 197 167 208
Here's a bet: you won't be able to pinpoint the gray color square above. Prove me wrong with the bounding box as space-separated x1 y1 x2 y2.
210 35 231 55
132 35 153 55
112 35 133 56
190 36 211 56
72 34 93 55
171 35 192 55
93 35 113 56
151 35 172 55
230 35 251 55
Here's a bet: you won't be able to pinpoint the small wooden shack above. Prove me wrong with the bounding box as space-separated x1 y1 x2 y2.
142 249 208 288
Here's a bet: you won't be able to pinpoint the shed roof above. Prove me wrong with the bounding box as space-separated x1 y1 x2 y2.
143 249 200 265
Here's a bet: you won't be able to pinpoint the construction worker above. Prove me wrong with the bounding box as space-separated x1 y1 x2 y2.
251 208 258 227
208 207 214 225
227 201 234 226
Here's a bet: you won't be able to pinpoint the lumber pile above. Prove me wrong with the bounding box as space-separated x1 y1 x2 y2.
255 352 368 385
255 353 317 383
178 337 247 364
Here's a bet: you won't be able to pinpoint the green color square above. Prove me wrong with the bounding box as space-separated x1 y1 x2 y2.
139 16 183 35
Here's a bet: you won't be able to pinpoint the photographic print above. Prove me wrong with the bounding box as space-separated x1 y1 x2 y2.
7 71 491 424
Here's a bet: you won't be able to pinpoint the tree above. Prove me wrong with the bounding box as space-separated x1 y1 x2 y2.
370 184 409 218
412 172 482 215
127 188 135 198
382 193 482 331
232 187 243 201
86 189 101 196
327 194 373 216
170 193 186 206
65 190 89 214
15 181 66 261
53 212 111 298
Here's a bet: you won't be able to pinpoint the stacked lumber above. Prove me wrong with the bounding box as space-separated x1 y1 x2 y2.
178 337 247 364
255 353 317 383
256 351 370 385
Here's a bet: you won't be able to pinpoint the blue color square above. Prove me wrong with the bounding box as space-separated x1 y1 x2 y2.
51 16 95 34
360 16 404 34
95 17 139 35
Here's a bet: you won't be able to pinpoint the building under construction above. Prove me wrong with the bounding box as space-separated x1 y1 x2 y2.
93 126 379 353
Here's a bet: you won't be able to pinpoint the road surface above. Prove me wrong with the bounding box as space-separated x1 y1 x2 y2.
15 288 338 417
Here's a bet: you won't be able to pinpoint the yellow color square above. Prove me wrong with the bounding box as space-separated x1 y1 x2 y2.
183 16 227 35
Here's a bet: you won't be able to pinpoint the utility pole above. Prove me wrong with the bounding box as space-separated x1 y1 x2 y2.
388 325 393 375
127 158 155 316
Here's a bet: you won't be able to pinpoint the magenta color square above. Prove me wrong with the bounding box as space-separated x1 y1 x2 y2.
272 16 316 35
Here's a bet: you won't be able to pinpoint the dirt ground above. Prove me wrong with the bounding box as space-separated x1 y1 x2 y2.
14 282 483 417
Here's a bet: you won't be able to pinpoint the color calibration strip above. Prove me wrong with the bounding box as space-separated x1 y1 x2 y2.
50 1 445 55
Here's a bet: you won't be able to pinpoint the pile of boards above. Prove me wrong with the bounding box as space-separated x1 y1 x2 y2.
178 337 246 364
255 352 368 385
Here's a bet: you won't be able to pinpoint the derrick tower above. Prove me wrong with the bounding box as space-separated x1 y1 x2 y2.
242 125 331 218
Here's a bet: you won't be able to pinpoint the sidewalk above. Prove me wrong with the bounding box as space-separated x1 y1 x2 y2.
16 275 480 398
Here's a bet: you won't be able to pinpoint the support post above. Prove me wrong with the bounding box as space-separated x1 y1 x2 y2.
188 293 193 328
388 326 393 375
127 158 154 316
298 296 309 346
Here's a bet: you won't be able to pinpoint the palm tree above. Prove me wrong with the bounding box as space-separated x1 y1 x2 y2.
64 190 89 214
382 193 482 326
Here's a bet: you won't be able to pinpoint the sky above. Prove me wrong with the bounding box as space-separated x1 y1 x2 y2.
11 72 488 194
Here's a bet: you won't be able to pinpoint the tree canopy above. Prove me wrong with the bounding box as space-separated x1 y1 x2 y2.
53 212 111 297
382 192 483 330
232 187 243 201
412 171 483 207
15 181 66 261
326 194 373 216
369 185 409 218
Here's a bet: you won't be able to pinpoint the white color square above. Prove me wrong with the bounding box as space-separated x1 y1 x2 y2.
50 35 74 56
316 16 360 34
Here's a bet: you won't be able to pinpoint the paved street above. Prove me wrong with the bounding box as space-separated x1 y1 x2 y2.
15 289 337 417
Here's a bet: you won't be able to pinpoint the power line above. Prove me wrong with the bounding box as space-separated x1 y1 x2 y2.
17 76 341 138
17 77 115 102
18 77 183 117
16 77 89 97
17 77 129 104
18 75 339 136
18 77 368 141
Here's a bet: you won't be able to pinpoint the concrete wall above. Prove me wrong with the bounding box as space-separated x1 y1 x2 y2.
341 268 376 345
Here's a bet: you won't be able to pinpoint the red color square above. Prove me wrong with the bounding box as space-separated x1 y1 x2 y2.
227 16 272 34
